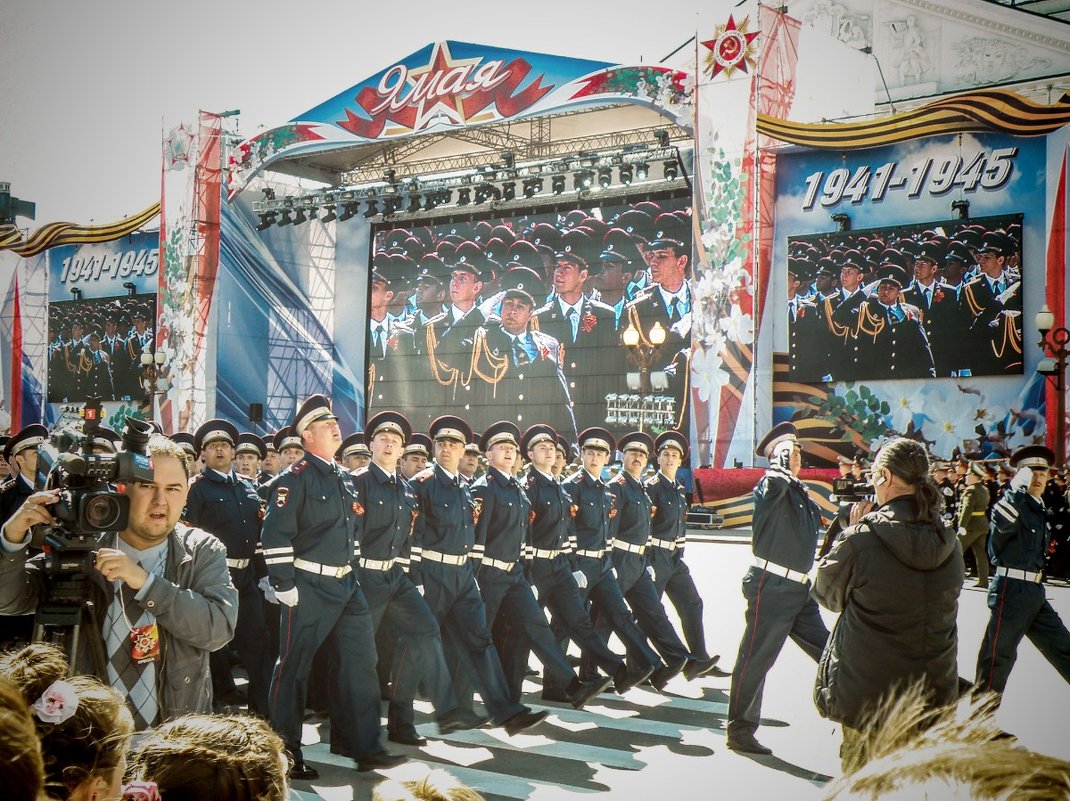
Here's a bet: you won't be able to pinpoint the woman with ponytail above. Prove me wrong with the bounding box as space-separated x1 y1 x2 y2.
0 642 133 801
812 437 965 769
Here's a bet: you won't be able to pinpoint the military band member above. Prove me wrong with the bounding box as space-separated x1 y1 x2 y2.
726 422 830 755
350 411 486 747
407 415 548 736
469 421 612 707
262 395 403 778
974 445 1070 698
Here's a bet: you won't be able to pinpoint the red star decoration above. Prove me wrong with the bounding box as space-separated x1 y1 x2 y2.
702 15 760 79
405 41 481 125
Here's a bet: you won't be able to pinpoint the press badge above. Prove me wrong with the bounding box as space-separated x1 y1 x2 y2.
131 623 161 664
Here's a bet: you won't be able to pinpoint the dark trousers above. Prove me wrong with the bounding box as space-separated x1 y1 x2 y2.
211 565 272 715
473 562 575 701
547 554 659 691
603 551 690 666
269 572 382 762
359 565 458 735
650 548 709 660
727 567 829 737
412 561 525 724
975 576 1070 694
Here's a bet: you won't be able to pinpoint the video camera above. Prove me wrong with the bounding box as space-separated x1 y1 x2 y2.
33 399 155 565
830 476 874 504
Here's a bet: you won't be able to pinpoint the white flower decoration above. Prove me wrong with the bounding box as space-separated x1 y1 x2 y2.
33 680 78 725
691 345 731 403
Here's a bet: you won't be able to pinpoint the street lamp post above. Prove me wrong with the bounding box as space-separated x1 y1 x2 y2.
621 320 667 432
140 348 171 419
1035 304 1068 466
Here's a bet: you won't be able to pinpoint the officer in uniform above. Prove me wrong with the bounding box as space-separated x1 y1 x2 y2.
170 432 198 478
603 431 701 685
183 419 272 716
275 426 304 469
407 415 548 736
645 430 727 679
519 424 639 699
0 425 48 524
338 432 372 472
399 433 431 480
961 231 1023 375
726 422 830 755
852 263 936 379
469 421 612 707
974 445 1070 697
957 460 991 587
560 428 669 694
258 435 281 485
350 411 486 747
262 395 403 778
234 432 266 482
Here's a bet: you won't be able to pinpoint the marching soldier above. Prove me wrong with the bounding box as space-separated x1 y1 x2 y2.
957 461 991 588
262 395 403 778
726 422 829 755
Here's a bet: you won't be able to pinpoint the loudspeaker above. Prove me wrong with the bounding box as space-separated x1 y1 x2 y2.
248 403 263 424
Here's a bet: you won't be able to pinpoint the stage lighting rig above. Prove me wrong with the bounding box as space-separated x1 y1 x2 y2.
408 194 422 213
277 208 293 226
293 208 307 225
636 161 650 180
619 165 633 185
457 187 472 206
662 160 678 181
574 170 594 191
654 129 671 147
502 182 516 201
256 212 276 230
551 175 565 195
597 168 613 189
364 199 379 218
320 205 337 223
337 202 358 222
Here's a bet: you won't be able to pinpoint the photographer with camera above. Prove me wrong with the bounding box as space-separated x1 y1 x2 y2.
813 437 964 768
0 434 238 730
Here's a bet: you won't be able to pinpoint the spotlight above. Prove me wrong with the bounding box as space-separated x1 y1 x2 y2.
437 189 453 206
277 208 293 226
307 206 319 221
574 170 594 191
654 129 670 147
320 206 337 224
337 202 357 222
256 212 277 230
423 193 438 212
662 160 678 180
123 281 137 296
551 175 565 195
619 165 633 185
408 194 422 214
522 178 538 199
71 287 82 300
474 185 492 204
502 182 516 201
457 187 471 206
636 161 650 180
597 168 612 189
952 199 970 220
293 208 307 225
364 199 379 218
383 196 402 216
261 187 276 201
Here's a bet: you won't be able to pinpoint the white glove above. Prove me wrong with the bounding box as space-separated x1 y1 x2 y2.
1010 467 1033 492
416 584 425 596
572 570 588 590
259 576 279 605
957 527 967 538
531 583 539 601
275 586 299 607
611 567 618 579
646 565 655 581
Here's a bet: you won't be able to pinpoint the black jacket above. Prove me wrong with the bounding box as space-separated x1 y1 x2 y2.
813 497 964 728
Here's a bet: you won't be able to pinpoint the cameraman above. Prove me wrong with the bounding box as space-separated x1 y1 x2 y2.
0 435 237 730
813 438 964 767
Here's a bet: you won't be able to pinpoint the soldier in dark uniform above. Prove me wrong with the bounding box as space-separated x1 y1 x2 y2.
469 421 612 707
81 330 116 400
407 415 548 736
183 419 272 716
125 309 154 396
726 422 830 755
603 431 704 685
399 433 431 480
423 243 489 389
533 229 623 432
519 424 640 699
850 263 935 379
62 321 89 400
262 395 403 778
901 241 968 377
171 432 198 478
368 267 420 411
961 232 1023 375
974 445 1070 698
258 434 281 486
337 432 372 472
275 426 304 470
560 428 670 693
825 250 869 376
101 314 129 397
459 442 481 485
787 258 830 381
350 411 486 747
0 436 10 483
646 430 727 679
234 431 265 482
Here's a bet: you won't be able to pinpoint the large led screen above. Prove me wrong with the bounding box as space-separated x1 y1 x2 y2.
786 213 1023 383
365 194 692 441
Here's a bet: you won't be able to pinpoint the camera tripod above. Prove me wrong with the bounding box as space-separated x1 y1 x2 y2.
32 553 109 680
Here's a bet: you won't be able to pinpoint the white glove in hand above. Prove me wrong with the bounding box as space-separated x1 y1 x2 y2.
646 565 655 581
572 570 588 590
416 584 425 596
957 527 967 538
259 576 279 605
275 586 299 607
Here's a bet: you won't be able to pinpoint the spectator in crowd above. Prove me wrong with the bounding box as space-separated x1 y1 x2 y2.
124 713 289 801
0 642 134 801
0 674 44 801
813 437 964 767
373 770 486 801
0 437 238 729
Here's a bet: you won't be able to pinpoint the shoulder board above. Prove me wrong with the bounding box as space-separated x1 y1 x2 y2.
629 287 657 303
533 301 554 316
586 298 616 315
644 475 660 487
291 460 309 474
351 465 370 478
426 312 449 325
392 321 416 335
414 466 436 482
189 473 205 485
608 473 626 485
563 472 582 486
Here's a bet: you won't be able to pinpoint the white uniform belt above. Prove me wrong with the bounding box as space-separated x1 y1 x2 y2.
648 537 677 551
755 557 810 584
613 541 646 555
481 556 517 572
358 557 396 571
226 558 251 569
996 566 1043 583
531 548 561 559
575 548 605 559
294 558 353 578
421 550 469 566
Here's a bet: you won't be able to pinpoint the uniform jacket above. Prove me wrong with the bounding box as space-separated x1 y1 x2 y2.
0 524 237 718
184 469 264 566
350 462 418 563
607 472 652 548
900 280 968 377
410 464 478 582
563 470 617 553
957 482 991 542
471 466 531 563
788 295 831 381
0 474 35 526
961 274 1023 374
813 498 964 728
988 487 1048 571
525 468 574 554
851 298 935 379
751 467 824 573
261 455 361 593
647 472 688 551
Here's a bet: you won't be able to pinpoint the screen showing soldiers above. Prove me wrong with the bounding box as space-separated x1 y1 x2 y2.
46 294 157 403
364 195 692 440
786 213 1023 383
